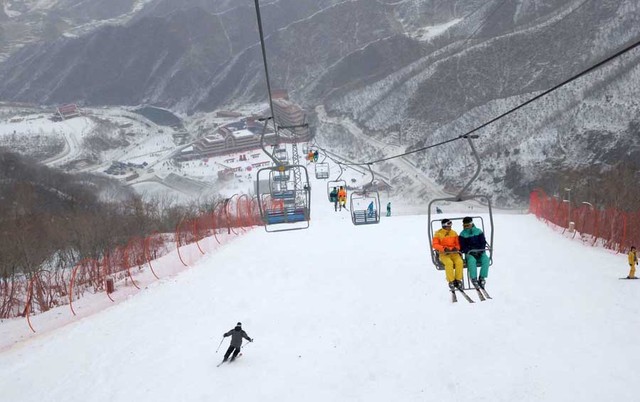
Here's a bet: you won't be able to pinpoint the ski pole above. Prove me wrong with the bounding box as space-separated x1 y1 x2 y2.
215 337 224 353
241 339 254 349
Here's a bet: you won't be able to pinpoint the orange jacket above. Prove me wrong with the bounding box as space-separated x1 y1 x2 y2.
338 189 347 199
433 228 461 253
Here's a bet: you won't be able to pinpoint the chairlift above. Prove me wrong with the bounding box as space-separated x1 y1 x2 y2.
427 135 494 290
349 164 380 225
274 146 288 164
315 163 329 179
271 169 290 182
252 1 311 233
427 215 493 270
254 114 310 233
256 164 311 232
315 153 330 179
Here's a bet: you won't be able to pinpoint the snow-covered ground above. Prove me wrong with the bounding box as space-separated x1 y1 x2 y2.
0 106 174 168
0 169 637 402
0 104 280 200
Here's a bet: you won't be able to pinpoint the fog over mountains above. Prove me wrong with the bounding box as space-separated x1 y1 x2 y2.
1 0 639 206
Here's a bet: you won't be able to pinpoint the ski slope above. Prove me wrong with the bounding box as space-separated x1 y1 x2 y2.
1 170 638 402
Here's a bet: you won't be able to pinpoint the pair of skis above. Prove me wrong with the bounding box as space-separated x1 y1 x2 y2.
450 285 491 303
450 288 469 303
217 353 242 367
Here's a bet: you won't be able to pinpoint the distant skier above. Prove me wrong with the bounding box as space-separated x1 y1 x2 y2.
313 150 319 162
433 218 464 290
627 246 638 279
222 322 253 362
435 207 443 214
307 150 314 162
386 202 391 217
459 217 490 288
329 187 339 211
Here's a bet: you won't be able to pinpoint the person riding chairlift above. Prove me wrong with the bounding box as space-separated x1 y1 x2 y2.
367 201 375 218
337 187 347 211
329 187 339 211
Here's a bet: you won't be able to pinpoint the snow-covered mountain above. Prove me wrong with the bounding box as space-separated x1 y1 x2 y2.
320 1 640 207
0 0 639 206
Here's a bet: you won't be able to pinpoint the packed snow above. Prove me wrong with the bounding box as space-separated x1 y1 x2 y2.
0 167 638 402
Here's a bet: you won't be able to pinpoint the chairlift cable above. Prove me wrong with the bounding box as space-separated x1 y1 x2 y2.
253 0 277 138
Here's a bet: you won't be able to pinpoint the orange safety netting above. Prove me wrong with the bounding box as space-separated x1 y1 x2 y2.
1 193 262 329
529 189 639 253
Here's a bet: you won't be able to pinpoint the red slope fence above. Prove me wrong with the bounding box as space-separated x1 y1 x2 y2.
1 195 262 331
529 189 640 253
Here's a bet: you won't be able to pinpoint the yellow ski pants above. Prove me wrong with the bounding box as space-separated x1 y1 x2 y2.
440 253 464 283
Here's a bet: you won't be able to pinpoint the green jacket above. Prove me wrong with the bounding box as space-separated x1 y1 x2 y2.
459 225 487 254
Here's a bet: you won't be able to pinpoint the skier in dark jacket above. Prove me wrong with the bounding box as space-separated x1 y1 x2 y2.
223 322 252 362
329 187 338 211
459 217 490 287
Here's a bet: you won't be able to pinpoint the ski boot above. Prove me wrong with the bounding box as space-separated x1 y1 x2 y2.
478 277 486 288
471 278 479 288
448 281 456 291
454 280 464 291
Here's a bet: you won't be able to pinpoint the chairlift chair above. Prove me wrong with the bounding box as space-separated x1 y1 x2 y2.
253 0 311 233
315 163 330 180
426 136 494 290
350 190 380 225
427 207 493 290
349 164 381 225
274 146 288 164
256 164 311 232
270 163 290 182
